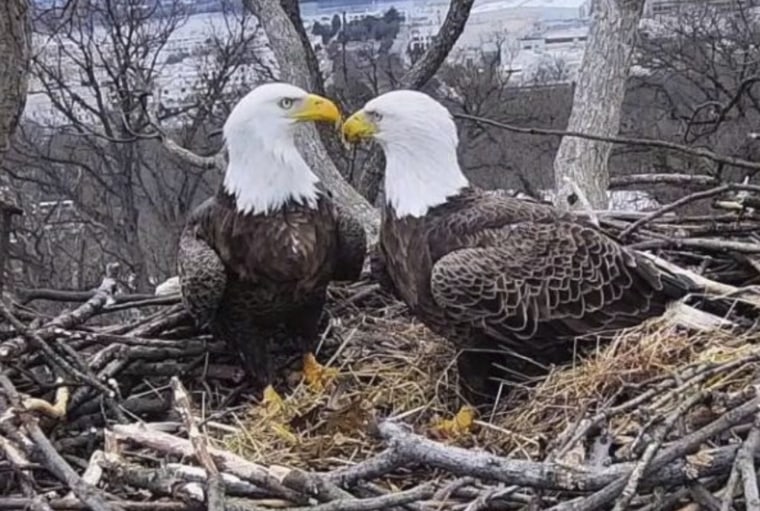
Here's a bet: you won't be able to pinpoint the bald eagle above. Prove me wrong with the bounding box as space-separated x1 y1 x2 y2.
178 83 366 390
342 90 696 401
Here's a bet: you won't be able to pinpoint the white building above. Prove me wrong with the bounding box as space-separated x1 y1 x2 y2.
502 21 588 83
643 0 758 18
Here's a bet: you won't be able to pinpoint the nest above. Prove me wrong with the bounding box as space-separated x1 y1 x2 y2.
222 300 462 471
3 196 760 510
218 291 760 471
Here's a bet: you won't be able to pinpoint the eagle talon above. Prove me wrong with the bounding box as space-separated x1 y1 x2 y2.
430 406 476 440
302 352 338 392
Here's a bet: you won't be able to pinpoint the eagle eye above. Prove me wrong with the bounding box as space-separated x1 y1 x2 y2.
278 97 295 109
367 110 383 122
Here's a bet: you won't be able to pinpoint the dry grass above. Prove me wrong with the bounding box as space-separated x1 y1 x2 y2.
487 319 757 454
222 298 465 471
221 286 760 472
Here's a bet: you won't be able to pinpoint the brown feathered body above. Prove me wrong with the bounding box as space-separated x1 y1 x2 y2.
178 187 366 387
373 187 694 399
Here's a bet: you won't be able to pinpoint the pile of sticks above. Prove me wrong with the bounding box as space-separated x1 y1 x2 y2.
2 184 760 510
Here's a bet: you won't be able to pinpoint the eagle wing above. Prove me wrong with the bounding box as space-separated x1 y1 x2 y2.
333 203 367 282
429 219 690 345
177 201 228 329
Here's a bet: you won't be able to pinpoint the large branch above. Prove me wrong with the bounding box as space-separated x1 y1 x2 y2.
0 0 31 161
553 0 646 210
243 0 380 238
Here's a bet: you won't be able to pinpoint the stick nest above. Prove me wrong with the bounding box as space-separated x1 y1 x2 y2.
224 287 760 472
4 197 760 510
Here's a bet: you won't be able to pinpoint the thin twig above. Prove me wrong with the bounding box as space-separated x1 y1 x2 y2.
455 113 760 172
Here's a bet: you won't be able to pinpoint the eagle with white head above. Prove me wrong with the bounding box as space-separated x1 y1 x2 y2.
342 90 697 402
178 82 366 390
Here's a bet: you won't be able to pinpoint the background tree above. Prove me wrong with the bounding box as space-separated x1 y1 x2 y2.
619 1 760 206
2 0 266 291
0 0 31 163
553 0 647 210
0 0 31 296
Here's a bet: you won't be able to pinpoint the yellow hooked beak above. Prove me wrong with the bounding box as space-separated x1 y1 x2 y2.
290 94 341 124
342 110 377 143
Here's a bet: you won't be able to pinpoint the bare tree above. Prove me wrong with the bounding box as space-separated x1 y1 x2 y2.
629 3 760 165
532 55 572 85
553 0 646 210
3 0 265 291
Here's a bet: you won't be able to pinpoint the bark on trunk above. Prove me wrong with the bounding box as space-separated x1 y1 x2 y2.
243 0 380 238
552 0 645 211
0 0 31 161
0 0 30 296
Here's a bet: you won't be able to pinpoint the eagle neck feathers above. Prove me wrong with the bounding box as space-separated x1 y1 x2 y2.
383 141 468 219
224 130 320 216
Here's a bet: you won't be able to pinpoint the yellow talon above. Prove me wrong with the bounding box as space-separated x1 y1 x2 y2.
430 406 476 439
259 385 299 445
302 352 338 391
262 385 286 416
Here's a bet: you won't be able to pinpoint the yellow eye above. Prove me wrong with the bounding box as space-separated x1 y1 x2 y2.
279 97 294 109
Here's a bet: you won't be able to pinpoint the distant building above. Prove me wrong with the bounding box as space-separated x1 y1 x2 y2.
504 22 588 83
643 0 759 18
518 25 588 52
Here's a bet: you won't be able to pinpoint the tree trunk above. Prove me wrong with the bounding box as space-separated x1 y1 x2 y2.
552 0 645 211
0 0 31 162
243 0 380 239
0 0 30 295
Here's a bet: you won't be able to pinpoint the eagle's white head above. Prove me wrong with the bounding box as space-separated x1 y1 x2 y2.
342 90 469 218
223 82 341 215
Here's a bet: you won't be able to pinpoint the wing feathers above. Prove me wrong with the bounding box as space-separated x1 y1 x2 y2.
429 220 682 343
177 227 227 329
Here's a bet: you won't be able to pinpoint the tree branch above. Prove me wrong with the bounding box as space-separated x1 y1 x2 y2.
455 113 760 172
